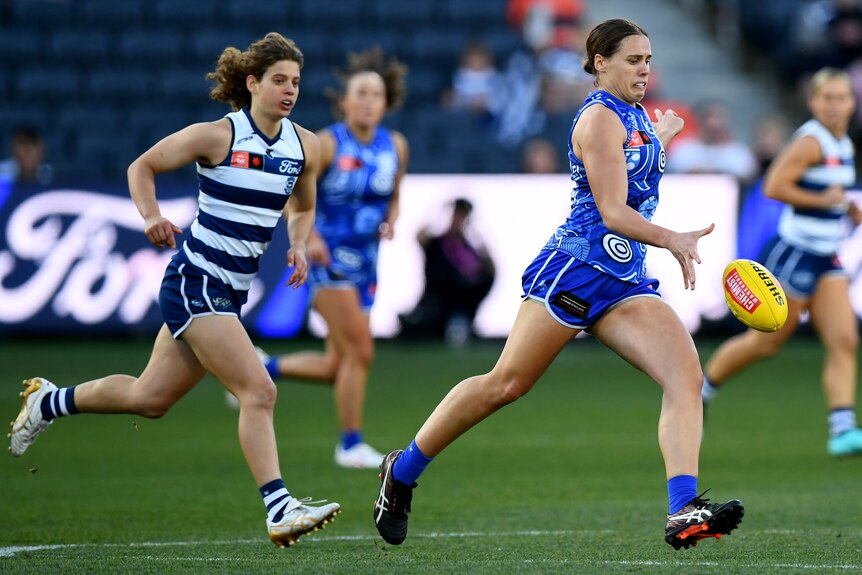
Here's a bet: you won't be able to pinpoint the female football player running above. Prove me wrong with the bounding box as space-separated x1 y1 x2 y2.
248 48 408 469
702 68 862 458
9 33 340 547
373 19 744 550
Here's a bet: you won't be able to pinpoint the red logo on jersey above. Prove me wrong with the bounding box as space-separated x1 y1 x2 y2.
337 155 363 171
230 151 264 170
626 130 652 148
824 155 842 166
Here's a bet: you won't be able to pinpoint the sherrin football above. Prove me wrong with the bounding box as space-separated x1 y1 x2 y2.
723 259 788 332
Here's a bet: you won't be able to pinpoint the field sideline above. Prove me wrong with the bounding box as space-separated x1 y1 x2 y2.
1 336 860 574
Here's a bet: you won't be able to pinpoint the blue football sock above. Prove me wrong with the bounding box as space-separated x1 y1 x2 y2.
264 358 280 379
392 439 433 485
260 478 291 523
668 475 698 514
341 429 363 450
828 407 856 437
40 386 79 422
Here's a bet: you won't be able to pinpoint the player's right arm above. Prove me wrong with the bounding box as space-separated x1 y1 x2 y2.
128 119 232 249
764 134 847 209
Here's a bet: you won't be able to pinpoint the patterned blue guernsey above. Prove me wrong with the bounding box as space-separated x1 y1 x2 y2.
176 108 304 301
544 90 666 282
315 122 399 281
777 118 855 255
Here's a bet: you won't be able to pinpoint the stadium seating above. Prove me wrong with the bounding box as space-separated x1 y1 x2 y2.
0 29 42 66
77 0 146 25
5 0 519 179
47 29 112 65
118 29 184 64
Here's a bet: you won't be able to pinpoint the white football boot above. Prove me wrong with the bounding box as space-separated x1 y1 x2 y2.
267 497 341 547
335 442 385 469
9 377 57 457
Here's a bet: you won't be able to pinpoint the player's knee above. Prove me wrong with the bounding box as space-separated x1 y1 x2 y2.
322 356 340 381
344 339 374 370
826 329 859 356
491 374 533 406
756 338 784 358
237 379 278 410
135 395 175 419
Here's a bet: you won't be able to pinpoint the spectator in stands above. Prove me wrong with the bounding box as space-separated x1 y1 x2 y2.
536 18 593 115
750 114 791 178
665 99 758 185
494 3 552 146
507 0 585 31
496 1 591 145
398 198 496 346
8 33 341 548
250 48 409 469
442 41 503 121
792 0 862 73
0 125 54 185
520 136 563 173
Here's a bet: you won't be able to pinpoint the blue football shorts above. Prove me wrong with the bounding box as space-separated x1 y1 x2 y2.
159 259 243 338
521 249 661 329
759 236 846 299
307 263 377 311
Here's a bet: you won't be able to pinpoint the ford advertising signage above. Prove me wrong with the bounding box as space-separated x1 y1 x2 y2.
7 174 860 338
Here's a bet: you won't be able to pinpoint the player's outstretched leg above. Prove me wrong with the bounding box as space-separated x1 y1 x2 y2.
267 497 341 548
665 492 744 550
373 450 416 545
9 378 57 457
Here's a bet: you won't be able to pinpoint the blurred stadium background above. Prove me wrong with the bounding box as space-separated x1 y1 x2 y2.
4 0 862 340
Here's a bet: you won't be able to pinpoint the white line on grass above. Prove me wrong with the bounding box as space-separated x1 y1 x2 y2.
2 530 860 571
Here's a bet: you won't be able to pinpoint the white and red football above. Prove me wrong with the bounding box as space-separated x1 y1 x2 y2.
722 259 788 332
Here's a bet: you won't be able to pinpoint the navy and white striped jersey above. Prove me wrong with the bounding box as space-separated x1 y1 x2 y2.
544 90 666 283
175 108 304 298
777 118 856 255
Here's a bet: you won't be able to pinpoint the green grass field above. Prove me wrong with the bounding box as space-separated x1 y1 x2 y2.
1 335 861 574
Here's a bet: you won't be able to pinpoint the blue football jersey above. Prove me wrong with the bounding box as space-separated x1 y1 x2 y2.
315 122 399 278
543 90 666 282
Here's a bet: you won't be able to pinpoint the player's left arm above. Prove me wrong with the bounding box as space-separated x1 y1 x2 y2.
380 131 409 240
651 108 684 148
579 105 712 290
284 126 321 287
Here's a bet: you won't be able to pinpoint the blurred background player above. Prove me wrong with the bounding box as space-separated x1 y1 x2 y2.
373 19 744 550
9 33 341 547
702 68 862 458
398 198 496 346
247 48 409 469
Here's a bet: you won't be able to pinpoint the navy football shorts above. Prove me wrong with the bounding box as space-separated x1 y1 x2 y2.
522 249 661 329
307 263 376 311
759 236 846 299
159 259 243 338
